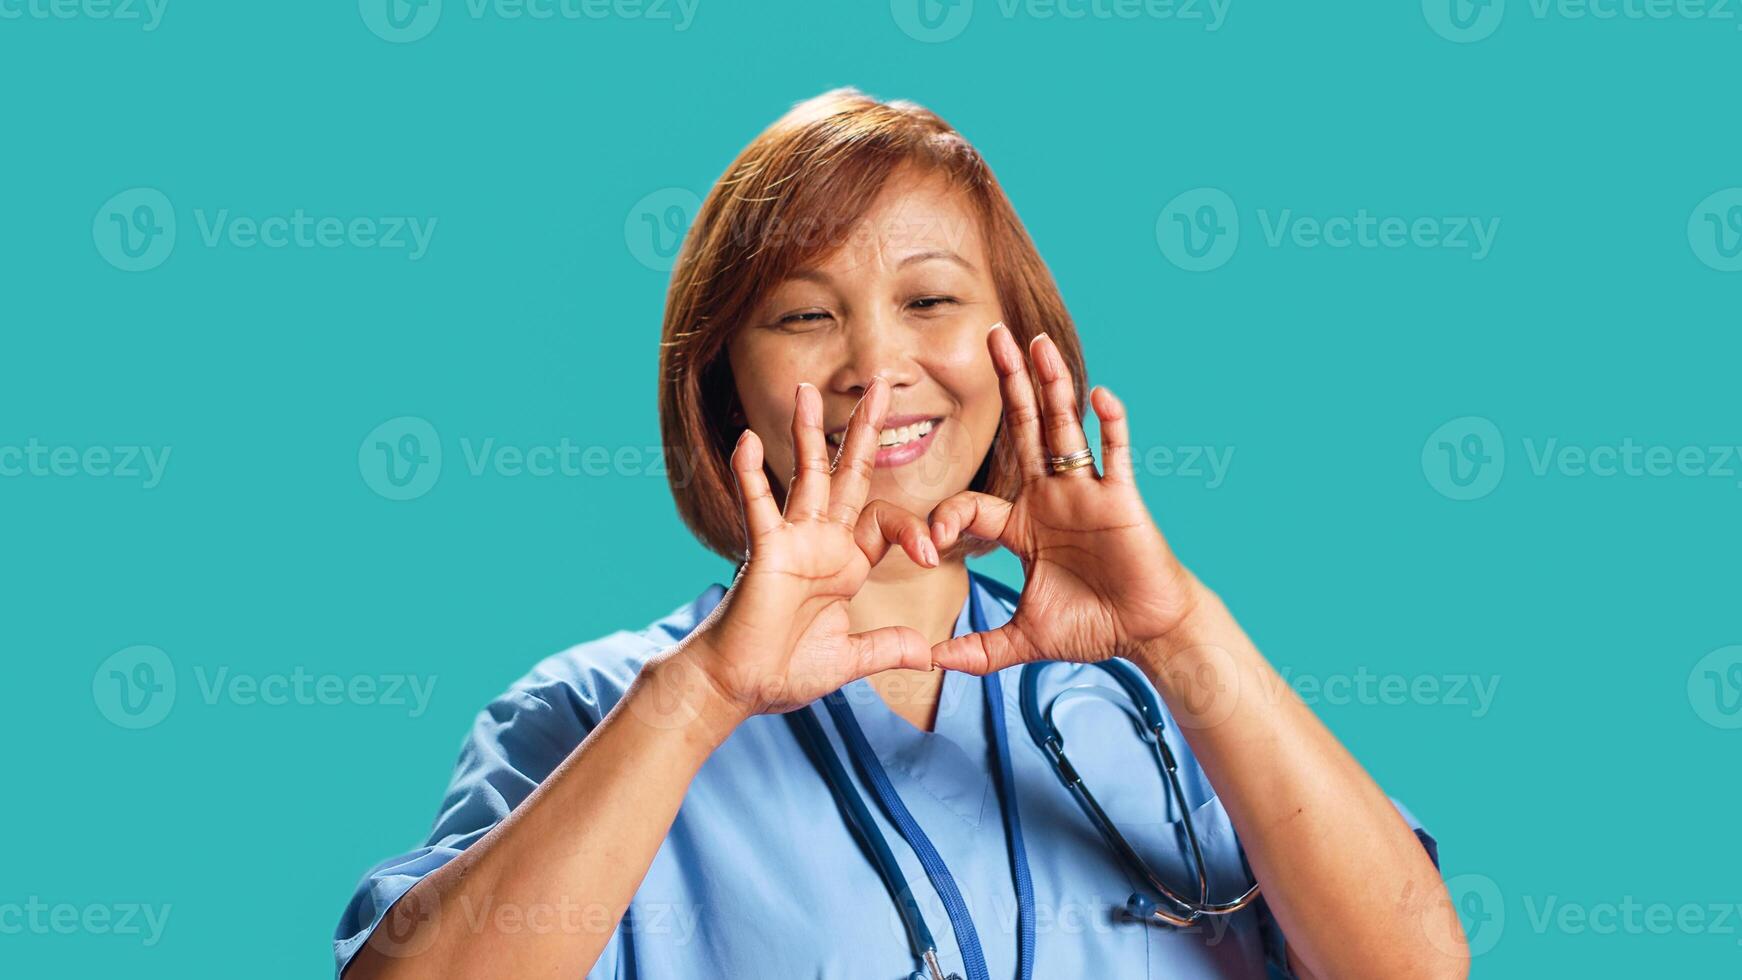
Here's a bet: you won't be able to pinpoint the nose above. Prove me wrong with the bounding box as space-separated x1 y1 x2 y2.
827 308 921 402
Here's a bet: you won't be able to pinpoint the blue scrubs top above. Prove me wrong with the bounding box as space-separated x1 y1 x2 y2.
335 571 1438 979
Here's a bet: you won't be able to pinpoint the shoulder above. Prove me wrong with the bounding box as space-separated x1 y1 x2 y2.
482 581 729 732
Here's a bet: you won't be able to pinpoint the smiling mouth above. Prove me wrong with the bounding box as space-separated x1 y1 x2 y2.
825 416 942 450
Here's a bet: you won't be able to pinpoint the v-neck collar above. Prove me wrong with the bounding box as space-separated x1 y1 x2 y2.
836 573 999 827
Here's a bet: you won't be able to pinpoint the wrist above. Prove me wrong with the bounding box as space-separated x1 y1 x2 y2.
634 638 752 751
1128 576 1225 679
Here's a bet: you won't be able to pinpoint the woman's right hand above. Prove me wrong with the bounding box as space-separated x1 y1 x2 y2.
669 376 938 722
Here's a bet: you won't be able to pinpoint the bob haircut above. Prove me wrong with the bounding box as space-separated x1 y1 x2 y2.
659 87 1088 562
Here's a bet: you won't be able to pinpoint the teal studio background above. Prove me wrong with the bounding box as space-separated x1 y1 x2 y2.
2 1 1739 976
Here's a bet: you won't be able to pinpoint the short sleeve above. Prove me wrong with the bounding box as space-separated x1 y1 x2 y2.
331 683 601 977
1254 798 1441 978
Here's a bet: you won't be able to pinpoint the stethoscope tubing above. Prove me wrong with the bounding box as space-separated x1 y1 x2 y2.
1017 654 1261 925
788 574 1262 979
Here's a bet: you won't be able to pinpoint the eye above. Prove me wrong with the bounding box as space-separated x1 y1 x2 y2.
771 309 834 332
908 295 958 313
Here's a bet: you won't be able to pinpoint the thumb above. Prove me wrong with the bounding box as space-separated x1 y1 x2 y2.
846 625 934 678
928 490 1016 556
929 623 1038 676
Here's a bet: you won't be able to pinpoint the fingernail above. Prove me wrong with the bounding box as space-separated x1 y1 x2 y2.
921 539 938 566
931 521 946 544
987 320 1006 334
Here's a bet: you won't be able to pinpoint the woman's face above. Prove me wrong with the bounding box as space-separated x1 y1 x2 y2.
726 171 1006 526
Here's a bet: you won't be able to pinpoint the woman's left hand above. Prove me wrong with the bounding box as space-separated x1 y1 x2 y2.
927 322 1200 674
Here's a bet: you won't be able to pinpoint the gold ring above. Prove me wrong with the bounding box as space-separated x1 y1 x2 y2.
1048 448 1095 474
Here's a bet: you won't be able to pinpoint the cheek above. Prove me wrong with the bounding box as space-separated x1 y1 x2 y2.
938 343 1002 439
728 339 808 490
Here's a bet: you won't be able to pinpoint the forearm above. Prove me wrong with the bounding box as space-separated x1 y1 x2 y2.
1131 584 1467 980
348 642 745 980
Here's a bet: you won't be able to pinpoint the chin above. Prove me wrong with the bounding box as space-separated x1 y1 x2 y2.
877 420 980 507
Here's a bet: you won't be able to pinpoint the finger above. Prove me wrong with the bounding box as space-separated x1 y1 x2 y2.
1030 333 1095 479
986 322 1048 482
825 376 889 526
730 428 782 541
847 624 934 676
929 623 1039 676
854 499 938 569
1091 386 1135 484
786 382 830 521
927 490 1014 555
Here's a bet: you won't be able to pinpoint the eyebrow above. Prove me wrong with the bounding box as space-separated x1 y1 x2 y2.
898 249 974 271
785 248 976 285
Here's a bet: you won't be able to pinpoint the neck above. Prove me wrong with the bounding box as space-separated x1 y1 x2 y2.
850 556 970 733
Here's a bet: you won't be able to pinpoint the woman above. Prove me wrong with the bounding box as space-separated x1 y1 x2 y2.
335 89 1466 980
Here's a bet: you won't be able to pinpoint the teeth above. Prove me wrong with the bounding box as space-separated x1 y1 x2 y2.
828 418 936 449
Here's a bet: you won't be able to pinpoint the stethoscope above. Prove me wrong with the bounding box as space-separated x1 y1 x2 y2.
787 575 1260 980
